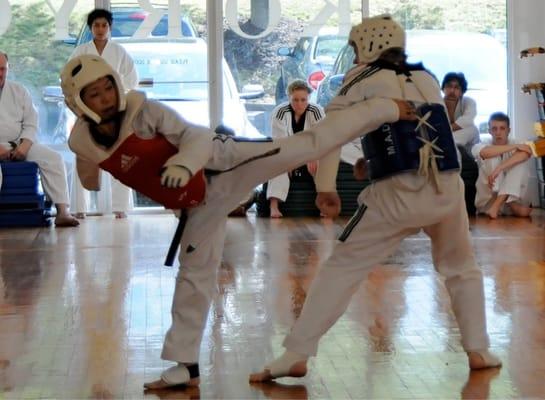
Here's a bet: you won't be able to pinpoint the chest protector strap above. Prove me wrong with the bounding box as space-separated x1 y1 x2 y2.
99 133 206 209
361 103 459 190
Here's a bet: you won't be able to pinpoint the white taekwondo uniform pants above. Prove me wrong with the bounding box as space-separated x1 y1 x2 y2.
281 172 490 355
11 143 70 205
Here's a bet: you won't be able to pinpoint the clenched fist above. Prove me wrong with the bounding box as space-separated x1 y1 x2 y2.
353 157 368 181
316 192 341 218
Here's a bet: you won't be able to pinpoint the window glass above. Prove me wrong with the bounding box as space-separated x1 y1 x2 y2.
313 36 347 64
223 1 361 119
1 0 507 210
369 0 507 132
0 0 96 212
1 0 95 145
78 10 198 43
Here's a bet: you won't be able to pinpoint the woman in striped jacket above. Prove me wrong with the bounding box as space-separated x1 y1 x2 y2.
267 80 325 217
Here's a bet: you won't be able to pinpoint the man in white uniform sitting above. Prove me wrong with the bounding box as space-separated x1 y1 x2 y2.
442 72 480 153
0 51 78 227
471 112 532 219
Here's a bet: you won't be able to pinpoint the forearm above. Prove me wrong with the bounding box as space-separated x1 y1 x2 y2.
480 145 518 159
164 126 214 174
495 151 530 173
148 101 214 173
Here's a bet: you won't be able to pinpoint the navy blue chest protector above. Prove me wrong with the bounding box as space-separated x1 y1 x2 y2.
361 102 460 181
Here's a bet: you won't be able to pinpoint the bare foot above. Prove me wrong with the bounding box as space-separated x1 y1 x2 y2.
467 350 502 370
508 202 532 218
74 212 86 219
249 360 307 383
461 368 500 400
114 211 127 219
270 208 283 218
54 214 80 227
485 208 499 219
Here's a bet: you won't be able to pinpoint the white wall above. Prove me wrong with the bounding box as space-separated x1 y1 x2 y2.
508 0 545 205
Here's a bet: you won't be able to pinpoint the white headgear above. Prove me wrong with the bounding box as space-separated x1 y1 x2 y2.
60 54 126 124
349 14 405 64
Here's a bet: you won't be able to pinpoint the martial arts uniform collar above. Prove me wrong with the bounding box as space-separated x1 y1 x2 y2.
289 104 307 134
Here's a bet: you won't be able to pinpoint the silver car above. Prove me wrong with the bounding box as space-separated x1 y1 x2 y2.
275 27 346 104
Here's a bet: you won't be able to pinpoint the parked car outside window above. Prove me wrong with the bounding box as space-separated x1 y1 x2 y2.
275 27 347 104
44 8 263 144
122 37 263 138
316 30 507 134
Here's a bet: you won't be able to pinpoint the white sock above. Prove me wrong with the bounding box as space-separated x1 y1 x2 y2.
161 363 190 385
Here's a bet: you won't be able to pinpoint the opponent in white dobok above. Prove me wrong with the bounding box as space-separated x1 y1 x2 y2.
60 54 416 389
472 112 532 219
69 9 137 218
0 51 78 227
250 15 502 383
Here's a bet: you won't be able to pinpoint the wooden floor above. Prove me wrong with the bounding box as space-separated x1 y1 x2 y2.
0 210 544 399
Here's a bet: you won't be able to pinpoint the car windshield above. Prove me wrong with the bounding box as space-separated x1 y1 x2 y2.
335 45 355 75
406 31 507 90
132 53 208 101
313 36 347 65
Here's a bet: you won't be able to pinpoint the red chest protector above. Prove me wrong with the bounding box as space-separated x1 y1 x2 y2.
99 133 206 209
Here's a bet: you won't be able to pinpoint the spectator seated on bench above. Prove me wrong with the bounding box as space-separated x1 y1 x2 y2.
0 161 52 227
257 145 478 218
0 51 78 227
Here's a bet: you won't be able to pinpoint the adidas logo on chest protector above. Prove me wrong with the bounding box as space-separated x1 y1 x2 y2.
120 154 139 172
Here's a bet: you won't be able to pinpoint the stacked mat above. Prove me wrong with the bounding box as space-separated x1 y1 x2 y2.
256 162 369 217
256 156 478 218
0 161 52 227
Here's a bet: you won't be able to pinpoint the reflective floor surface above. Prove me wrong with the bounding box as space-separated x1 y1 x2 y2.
0 210 544 399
